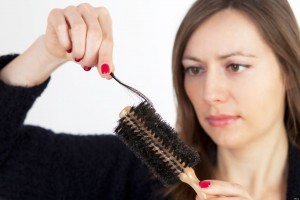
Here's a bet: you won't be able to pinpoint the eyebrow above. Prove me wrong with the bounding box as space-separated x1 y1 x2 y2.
219 52 257 59
182 51 257 62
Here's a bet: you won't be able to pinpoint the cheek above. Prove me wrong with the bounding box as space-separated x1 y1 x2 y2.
184 79 207 121
236 72 286 127
184 79 203 107
184 78 192 100
184 80 193 100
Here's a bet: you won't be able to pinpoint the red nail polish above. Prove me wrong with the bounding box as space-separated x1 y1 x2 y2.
75 58 82 62
66 48 72 53
199 181 211 188
83 66 92 71
101 63 110 74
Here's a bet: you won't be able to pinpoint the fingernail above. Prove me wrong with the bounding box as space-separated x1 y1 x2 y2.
83 66 92 71
74 58 82 62
199 181 211 188
101 63 110 74
66 48 72 53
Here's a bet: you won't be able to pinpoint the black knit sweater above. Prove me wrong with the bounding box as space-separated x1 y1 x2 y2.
0 54 163 200
0 54 299 200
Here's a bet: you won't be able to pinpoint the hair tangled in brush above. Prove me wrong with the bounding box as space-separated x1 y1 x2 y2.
115 101 200 185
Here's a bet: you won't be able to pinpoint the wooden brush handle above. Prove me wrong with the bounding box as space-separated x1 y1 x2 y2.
179 167 207 200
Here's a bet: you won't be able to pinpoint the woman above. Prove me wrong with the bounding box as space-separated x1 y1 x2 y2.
171 0 300 199
0 1 299 200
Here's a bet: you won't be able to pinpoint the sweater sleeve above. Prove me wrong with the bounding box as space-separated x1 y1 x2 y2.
0 54 50 171
0 54 50 133
0 54 165 199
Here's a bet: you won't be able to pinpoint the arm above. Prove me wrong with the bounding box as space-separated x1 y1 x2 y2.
0 3 115 88
0 36 65 87
0 5 145 199
0 4 117 177
0 4 116 132
0 54 50 133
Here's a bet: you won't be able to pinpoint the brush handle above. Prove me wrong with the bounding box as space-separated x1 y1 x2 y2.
179 167 207 200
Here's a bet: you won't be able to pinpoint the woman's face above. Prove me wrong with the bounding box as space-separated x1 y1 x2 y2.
182 9 286 149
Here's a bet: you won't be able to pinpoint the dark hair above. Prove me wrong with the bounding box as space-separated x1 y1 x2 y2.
167 0 300 199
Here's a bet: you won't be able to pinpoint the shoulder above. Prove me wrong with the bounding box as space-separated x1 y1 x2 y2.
15 126 165 199
288 143 300 168
287 144 300 198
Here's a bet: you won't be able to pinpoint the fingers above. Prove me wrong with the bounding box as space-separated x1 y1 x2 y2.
77 4 102 68
95 7 114 79
198 180 252 200
46 3 114 78
47 9 72 58
64 5 87 62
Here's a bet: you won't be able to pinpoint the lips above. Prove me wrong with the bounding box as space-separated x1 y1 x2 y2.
206 115 240 127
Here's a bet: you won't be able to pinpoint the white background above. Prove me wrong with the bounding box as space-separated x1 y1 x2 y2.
0 0 299 135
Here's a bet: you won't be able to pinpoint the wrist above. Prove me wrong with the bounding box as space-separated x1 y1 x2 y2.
0 36 67 87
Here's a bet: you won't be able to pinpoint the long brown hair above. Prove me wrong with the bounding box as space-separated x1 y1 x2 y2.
167 0 300 199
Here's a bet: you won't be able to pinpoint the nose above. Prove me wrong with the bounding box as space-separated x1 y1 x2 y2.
203 69 228 105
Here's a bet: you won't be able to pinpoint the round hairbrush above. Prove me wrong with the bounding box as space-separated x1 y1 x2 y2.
115 101 207 199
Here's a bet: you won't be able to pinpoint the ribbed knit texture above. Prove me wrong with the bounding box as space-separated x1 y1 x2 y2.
0 54 299 199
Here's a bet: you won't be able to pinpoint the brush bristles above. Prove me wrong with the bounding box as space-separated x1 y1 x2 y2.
114 101 200 185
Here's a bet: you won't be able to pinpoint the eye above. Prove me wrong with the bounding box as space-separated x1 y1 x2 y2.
227 63 249 73
184 66 205 76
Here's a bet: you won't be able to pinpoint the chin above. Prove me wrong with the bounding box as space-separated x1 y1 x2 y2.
215 141 245 150
208 132 247 150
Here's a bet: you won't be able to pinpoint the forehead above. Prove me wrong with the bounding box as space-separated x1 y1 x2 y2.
184 9 271 57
